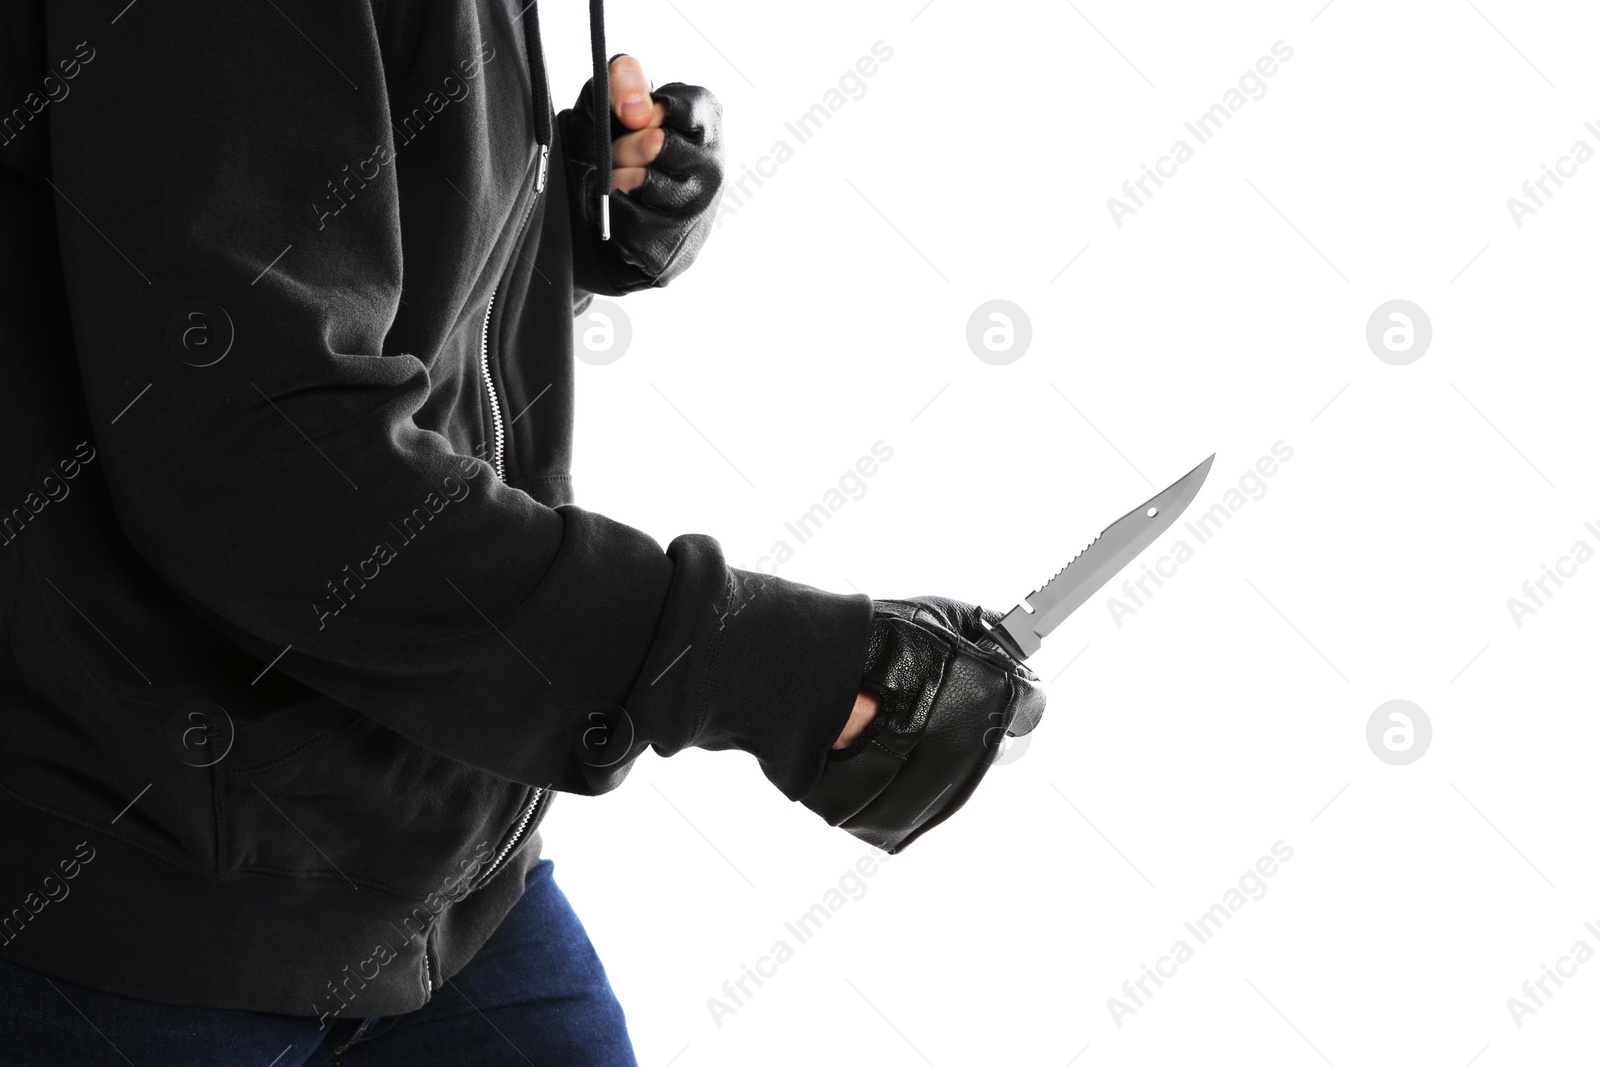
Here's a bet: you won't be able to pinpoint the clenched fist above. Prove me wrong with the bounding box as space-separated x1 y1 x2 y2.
560 54 724 291
803 596 1047 854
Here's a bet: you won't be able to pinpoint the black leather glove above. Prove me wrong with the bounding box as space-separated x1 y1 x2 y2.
559 70 724 292
799 596 1046 854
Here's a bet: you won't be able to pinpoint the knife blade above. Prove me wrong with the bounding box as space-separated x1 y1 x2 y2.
988 453 1216 669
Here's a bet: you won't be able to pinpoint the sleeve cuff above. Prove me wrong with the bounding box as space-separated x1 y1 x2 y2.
621 537 874 800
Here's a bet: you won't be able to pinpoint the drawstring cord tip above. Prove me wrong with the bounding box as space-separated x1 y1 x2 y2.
589 0 611 242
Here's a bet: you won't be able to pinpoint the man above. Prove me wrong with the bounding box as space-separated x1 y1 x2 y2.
0 2 1043 1062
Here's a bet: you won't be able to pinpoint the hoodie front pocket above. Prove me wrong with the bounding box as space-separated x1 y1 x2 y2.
220 713 529 898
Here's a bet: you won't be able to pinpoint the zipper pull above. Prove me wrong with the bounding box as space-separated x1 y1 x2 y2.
535 144 550 194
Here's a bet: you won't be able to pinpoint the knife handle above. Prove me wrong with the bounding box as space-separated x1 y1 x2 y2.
979 612 1031 663
985 605 1040 662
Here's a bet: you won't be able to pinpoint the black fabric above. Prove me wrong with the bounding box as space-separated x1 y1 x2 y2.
800 597 1047 854
0 0 871 1017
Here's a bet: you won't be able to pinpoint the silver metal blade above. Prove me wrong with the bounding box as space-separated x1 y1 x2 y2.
992 454 1215 661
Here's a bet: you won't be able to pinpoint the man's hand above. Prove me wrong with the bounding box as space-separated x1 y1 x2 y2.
558 56 725 290
801 596 1047 854
833 690 881 749
606 56 665 194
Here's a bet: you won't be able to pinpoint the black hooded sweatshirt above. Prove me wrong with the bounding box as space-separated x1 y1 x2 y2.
0 0 872 1021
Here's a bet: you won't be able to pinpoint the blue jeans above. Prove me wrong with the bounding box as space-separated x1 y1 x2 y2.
0 858 637 1066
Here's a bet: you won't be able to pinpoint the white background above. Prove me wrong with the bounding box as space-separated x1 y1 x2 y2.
533 2 1600 1064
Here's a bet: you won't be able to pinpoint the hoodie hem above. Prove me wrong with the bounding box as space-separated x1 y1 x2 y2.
0 789 542 1019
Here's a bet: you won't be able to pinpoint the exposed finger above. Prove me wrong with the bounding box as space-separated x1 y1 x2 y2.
608 55 655 129
615 99 667 132
611 166 648 193
611 127 665 170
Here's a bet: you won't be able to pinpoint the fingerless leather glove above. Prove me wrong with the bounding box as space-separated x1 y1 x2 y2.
800 596 1046 854
560 73 724 292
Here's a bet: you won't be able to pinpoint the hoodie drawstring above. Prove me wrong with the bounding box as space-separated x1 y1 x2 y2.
587 0 611 241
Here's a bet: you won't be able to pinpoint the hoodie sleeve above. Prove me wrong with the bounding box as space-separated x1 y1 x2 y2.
43 4 872 800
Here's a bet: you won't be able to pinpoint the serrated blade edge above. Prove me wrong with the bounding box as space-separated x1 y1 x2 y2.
993 453 1215 660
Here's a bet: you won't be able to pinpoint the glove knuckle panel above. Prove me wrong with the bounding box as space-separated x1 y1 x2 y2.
656 82 723 140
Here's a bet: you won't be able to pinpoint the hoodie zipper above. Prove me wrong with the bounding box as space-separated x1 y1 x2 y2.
478 294 508 480
471 143 551 890
479 144 550 480
470 4 557 894
478 786 548 885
